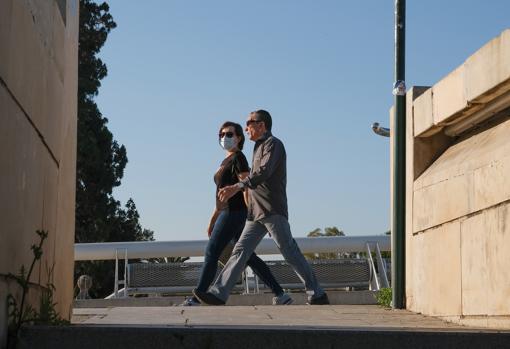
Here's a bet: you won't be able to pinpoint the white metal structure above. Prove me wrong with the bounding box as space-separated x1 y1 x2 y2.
74 236 391 298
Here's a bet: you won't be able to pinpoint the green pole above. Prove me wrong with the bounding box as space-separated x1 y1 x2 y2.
392 0 406 309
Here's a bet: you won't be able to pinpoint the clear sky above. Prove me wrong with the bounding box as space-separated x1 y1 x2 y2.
95 0 509 242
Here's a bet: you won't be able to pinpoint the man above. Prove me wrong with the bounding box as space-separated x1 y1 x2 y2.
193 110 329 305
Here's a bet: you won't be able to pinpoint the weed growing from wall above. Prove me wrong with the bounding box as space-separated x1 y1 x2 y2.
6 230 69 348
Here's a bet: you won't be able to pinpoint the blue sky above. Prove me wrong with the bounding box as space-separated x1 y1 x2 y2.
95 0 509 241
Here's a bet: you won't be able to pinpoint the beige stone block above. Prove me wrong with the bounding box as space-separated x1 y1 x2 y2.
432 65 468 126
411 222 462 316
413 88 434 137
52 1 66 82
26 0 54 49
443 315 510 330
460 211 491 316
0 85 45 284
487 317 510 329
37 158 59 287
404 87 429 307
414 142 467 190
455 317 489 328
486 203 510 315
457 117 510 169
54 115 77 318
0 0 13 81
44 57 65 160
6 0 48 138
412 117 510 233
415 119 510 190
413 171 470 233
472 155 510 213
465 29 510 103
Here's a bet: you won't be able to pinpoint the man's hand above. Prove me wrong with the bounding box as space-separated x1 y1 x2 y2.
218 185 241 203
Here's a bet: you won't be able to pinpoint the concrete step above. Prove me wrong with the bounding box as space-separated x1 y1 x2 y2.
73 290 378 307
19 324 510 349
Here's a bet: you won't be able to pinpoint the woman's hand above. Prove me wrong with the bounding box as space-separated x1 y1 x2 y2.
207 221 214 237
218 184 240 202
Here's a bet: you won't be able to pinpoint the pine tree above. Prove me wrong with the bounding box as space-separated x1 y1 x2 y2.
75 0 154 298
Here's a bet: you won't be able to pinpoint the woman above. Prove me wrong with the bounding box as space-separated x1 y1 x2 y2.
182 121 292 306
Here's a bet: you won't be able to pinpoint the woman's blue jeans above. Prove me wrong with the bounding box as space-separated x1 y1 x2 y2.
196 208 284 296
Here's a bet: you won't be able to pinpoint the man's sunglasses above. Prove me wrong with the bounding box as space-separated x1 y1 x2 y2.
219 131 234 138
246 119 263 127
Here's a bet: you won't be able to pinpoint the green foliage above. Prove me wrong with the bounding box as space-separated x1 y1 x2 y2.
75 0 155 298
304 227 345 260
376 287 392 308
381 230 391 258
7 231 69 348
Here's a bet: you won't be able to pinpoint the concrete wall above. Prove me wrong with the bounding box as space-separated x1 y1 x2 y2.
0 0 78 345
403 29 510 328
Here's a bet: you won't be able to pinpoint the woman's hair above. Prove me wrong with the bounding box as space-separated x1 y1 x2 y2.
219 121 245 150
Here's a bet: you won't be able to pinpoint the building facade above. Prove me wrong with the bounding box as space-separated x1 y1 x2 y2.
0 0 79 345
402 29 510 328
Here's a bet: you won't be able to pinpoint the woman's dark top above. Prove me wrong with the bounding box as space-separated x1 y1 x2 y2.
214 151 250 211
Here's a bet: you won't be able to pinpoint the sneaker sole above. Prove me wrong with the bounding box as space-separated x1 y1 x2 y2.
273 297 294 305
192 289 225 306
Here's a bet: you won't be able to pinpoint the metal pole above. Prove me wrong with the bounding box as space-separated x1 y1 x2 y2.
392 0 406 309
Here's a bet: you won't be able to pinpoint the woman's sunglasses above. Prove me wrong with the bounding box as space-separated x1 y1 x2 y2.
219 131 234 138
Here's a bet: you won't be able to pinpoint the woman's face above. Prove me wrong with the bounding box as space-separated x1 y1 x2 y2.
219 126 239 150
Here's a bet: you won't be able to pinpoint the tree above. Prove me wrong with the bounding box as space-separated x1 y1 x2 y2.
75 0 155 298
304 227 345 260
324 227 345 237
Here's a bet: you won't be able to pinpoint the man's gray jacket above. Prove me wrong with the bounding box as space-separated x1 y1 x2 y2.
241 132 288 221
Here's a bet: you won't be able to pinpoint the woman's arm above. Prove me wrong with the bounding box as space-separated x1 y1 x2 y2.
207 208 220 237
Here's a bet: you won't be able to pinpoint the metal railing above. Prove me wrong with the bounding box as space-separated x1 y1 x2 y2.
74 235 391 298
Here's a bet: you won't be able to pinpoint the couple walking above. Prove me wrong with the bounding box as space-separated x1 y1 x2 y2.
184 110 329 306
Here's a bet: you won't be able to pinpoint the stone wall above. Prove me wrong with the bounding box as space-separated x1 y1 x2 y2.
0 0 78 345
403 29 510 328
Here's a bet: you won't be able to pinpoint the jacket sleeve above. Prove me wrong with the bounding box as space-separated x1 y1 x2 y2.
242 138 283 189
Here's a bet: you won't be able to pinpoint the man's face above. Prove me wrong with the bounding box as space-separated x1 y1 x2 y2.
245 113 266 141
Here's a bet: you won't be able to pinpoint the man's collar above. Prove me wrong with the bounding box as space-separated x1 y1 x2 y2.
256 131 272 142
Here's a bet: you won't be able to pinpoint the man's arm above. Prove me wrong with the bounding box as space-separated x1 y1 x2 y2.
218 139 282 202
242 138 282 189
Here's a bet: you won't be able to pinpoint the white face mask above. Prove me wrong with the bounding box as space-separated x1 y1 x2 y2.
220 136 237 151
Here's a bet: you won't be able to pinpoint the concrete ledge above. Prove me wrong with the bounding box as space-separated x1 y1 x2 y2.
411 29 510 138
18 325 510 349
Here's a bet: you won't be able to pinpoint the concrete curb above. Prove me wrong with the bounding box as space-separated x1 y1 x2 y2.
19 325 510 349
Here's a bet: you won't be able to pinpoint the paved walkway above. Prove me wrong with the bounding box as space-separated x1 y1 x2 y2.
22 305 510 348
72 304 472 330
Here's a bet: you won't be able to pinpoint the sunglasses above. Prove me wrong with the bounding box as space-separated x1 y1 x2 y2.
219 131 235 138
246 119 263 127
